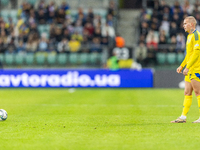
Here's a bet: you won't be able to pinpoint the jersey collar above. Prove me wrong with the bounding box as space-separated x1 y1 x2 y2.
193 29 196 33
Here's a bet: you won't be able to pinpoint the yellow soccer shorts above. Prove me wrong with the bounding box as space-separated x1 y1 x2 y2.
185 73 200 82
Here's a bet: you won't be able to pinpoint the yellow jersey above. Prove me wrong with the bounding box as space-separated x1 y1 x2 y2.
181 30 200 74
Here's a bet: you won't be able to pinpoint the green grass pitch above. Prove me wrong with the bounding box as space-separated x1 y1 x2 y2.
1 88 200 150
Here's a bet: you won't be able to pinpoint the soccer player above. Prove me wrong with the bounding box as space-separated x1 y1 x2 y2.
171 16 200 123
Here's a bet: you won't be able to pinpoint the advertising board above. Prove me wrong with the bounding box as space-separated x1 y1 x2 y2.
0 69 153 88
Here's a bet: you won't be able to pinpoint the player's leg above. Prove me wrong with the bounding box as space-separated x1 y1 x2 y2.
181 81 193 117
171 77 193 123
190 78 200 123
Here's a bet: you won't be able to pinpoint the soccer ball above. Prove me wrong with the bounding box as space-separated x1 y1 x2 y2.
0 109 7 121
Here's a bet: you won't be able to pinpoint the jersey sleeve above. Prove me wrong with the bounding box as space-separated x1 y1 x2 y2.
193 31 200 49
180 56 187 68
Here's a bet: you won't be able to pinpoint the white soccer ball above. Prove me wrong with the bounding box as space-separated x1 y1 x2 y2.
0 109 8 121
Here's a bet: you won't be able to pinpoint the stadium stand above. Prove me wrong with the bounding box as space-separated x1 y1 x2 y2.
0 0 118 68
138 0 200 67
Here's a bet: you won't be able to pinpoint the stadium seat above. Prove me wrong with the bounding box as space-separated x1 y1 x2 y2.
0 54 4 63
177 53 185 64
4 54 14 65
35 53 46 65
25 53 34 65
27 0 37 5
1 0 9 6
166 53 176 64
69 53 78 64
70 10 77 18
89 53 101 64
9 10 18 18
38 25 50 39
79 53 89 64
47 53 56 65
57 53 67 65
156 53 166 65
1 10 9 21
15 54 24 65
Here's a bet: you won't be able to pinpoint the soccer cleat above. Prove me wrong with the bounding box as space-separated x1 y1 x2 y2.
192 118 200 123
171 117 186 123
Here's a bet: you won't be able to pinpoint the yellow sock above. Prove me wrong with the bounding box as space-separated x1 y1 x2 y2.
181 95 192 116
197 95 200 116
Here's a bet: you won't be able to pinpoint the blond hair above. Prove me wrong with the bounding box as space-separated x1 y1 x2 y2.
185 16 197 27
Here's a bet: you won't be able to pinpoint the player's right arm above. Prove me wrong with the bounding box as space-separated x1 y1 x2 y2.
177 56 187 73
177 66 183 73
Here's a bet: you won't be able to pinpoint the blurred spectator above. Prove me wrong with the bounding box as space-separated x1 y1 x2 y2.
38 33 48 51
108 0 116 16
102 23 115 38
158 0 170 12
38 0 46 10
62 28 71 41
140 21 149 37
6 38 17 53
171 13 181 27
115 34 125 48
57 38 69 53
48 40 57 53
0 30 8 44
138 34 146 44
106 14 114 26
0 38 6 53
37 9 47 24
135 42 147 66
107 51 119 70
28 9 36 25
144 45 157 66
60 1 70 11
93 15 102 28
87 8 94 21
0 0 117 56
26 33 38 52
84 22 94 38
146 30 158 49
56 9 65 24
54 27 62 42
19 23 29 42
29 23 39 35
71 31 83 42
158 35 167 52
93 27 102 39
16 40 26 53
49 23 56 40
101 37 109 46
47 1 56 23
169 35 177 52
90 37 102 52
192 6 199 16
171 1 183 16
162 7 170 21
76 7 85 22
150 17 159 31
176 33 185 50
170 22 178 37
73 20 83 35
68 38 81 52
182 0 193 15
159 16 170 34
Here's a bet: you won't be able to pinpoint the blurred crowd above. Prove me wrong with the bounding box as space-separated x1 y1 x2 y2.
0 0 117 54
136 0 200 66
